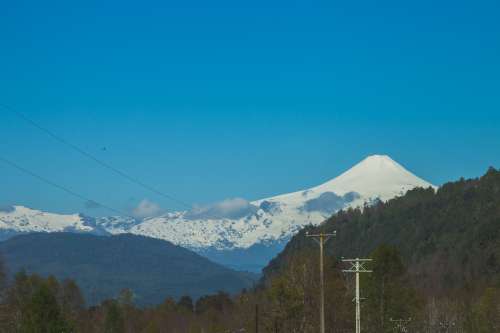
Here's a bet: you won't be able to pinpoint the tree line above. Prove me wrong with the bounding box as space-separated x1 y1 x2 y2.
0 244 498 332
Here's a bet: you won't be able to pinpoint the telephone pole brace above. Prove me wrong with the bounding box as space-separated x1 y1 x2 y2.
306 231 336 333
342 258 372 333
389 318 412 333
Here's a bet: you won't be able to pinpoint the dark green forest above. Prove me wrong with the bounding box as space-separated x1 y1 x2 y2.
0 233 255 306
265 167 500 296
0 168 499 332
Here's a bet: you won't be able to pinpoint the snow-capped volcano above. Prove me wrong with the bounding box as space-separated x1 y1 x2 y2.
0 155 435 270
256 154 432 212
123 155 434 250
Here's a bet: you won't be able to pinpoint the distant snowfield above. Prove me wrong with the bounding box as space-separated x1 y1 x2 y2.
0 155 436 257
0 205 92 233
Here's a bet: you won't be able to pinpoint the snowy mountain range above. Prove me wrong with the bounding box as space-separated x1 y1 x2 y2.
0 155 435 271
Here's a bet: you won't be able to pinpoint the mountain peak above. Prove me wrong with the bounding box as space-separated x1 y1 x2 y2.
364 154 392 160
346 154 407 174
357 154 402 167
318 154 434 197
339 155 415 177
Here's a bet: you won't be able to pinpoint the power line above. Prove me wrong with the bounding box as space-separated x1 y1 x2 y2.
0 156 134 218
2 104 191 209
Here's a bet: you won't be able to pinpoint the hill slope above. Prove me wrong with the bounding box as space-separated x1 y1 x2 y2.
264 167 500 296
0 233 255 306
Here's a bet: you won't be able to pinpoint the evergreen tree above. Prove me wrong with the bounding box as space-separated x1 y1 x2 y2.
19 282 70 333
104 300 125 333
177 295 194 313
364 245 421 332
61 279 85 328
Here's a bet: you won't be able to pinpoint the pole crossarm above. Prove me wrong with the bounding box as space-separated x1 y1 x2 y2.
305 231 336 244
342 259 372 273
305 232 337 237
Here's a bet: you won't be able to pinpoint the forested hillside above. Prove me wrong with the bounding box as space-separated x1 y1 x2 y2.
0 233 255 306
264 167 500 297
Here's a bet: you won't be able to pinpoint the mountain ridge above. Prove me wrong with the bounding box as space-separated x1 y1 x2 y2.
0 155 435 270
0 232 256 306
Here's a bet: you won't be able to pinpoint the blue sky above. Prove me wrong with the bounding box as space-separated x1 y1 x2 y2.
1 0 499 216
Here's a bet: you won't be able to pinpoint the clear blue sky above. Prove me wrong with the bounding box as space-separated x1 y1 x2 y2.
1 0 499 216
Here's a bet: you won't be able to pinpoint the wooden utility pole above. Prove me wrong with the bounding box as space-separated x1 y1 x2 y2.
306 231 336 333
255 303 259 333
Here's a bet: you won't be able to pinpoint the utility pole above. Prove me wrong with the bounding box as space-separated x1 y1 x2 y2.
306 231 336 333
255 303 259 333
342 258 372 333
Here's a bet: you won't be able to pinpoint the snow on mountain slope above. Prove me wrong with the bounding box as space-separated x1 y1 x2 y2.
0 205 92 233
255 154 432 208
0 155 435 254
119 155 436 250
